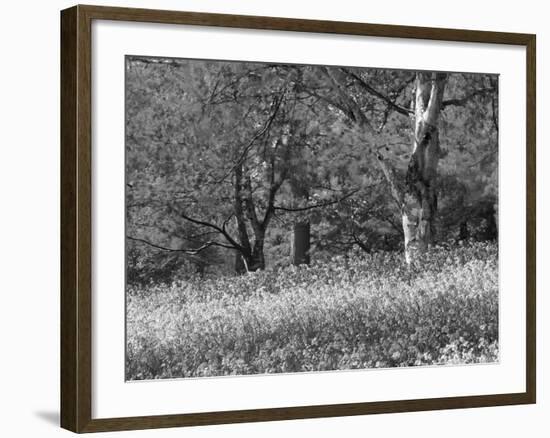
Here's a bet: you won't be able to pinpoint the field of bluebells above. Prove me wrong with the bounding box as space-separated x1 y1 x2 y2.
126 241 498 380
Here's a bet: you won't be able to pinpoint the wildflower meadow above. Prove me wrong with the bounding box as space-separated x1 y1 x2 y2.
126 241 498 380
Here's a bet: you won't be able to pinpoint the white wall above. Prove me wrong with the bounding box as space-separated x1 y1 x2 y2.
0 0 545 436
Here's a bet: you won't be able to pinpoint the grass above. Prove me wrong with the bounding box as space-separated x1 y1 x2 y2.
126 241 498 380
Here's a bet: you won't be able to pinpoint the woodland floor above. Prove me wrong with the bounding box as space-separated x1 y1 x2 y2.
126 241 499 380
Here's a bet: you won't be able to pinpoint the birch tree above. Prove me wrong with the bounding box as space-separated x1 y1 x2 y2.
319 68 496 264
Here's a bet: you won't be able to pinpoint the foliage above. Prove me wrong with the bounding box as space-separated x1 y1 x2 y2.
125 57 498 281
126 241 498 379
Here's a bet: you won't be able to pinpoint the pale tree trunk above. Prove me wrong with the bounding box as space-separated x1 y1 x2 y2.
322 67 447 264
234 252 247 274
233 164 266 273
379 72 447 264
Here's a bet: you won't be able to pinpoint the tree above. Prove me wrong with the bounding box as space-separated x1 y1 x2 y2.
126 59 358 275
125 56 498 282
317 67 497 264
377 72 447 263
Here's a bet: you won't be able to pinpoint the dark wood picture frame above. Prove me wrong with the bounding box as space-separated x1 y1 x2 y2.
61 4 536 433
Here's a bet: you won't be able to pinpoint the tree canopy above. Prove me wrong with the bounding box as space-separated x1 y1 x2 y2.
126 56 498 284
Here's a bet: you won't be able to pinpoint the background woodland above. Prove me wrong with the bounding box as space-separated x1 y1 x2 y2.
126 57 498 283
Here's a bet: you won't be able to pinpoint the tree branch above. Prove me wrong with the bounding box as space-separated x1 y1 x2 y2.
376 153 405 211
441 87 495 108
126 235 234 254
341 67 414 117
351 231 371 253
274 188 360 212
171 206 244 252
322 67 374 130
215 93 284 184
304 87 360 124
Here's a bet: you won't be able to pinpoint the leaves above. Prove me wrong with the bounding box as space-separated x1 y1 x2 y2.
125 56 498 280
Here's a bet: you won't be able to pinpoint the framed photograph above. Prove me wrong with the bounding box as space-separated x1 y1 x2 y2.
60 4 536 433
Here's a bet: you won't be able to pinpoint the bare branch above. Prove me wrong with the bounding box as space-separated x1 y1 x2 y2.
341 68 414 117
171 206 244 252
351 232 371 253
274 188 360 212
384 214 405 235
322 67 374 130
442 87 496 109
126 236 234 254
215 93 284 184
303 87 360 123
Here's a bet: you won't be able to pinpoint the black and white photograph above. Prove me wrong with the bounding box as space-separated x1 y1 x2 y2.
125 56 499 380
0 0 544 435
